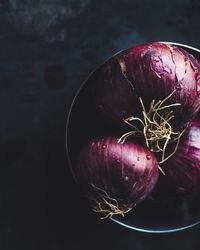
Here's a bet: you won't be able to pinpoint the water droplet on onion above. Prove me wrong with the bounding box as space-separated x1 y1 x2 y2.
115 159 120 165
102 145 107 149
146 154 151 160
125 176 130 181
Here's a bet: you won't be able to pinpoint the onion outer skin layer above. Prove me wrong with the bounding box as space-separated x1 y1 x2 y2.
92 42 200 129
75 137 159 217
162 119 200 199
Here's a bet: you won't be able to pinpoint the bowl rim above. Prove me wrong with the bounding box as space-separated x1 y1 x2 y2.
65 41 200 233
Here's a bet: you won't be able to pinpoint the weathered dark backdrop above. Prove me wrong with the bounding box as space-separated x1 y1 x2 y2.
0 0 200 249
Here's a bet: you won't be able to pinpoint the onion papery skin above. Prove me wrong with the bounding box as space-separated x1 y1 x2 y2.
90 57 141 128
162 119 200 199
119 42 200 129
92 42 200 130
75 137 159 214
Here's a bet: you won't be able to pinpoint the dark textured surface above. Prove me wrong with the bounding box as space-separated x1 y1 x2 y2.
0 0 200 249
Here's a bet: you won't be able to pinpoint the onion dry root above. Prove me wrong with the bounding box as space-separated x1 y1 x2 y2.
91 184 134 219
118 90 185 166
75 137 159 219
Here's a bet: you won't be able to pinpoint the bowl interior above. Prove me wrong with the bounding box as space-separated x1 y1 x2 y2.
66 42 200 233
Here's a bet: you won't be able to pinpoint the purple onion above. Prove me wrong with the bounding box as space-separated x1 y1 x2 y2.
122 42 200 128
162 119 200 199
92 42 200 129
74 137 159 218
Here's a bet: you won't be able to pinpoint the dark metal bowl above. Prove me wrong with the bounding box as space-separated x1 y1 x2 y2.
66 42 200 233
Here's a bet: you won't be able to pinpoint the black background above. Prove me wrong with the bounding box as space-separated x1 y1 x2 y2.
0 0 200 249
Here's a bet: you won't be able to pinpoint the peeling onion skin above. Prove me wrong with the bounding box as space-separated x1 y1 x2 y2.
119 42 200 129
75 137 159 213
162 119 200 199
92 42 200 130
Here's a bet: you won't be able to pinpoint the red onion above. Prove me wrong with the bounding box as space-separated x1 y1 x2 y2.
92 42 200 130
121 42 200 128
161 119 200 199
69 42 200 222
74 137 159 218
